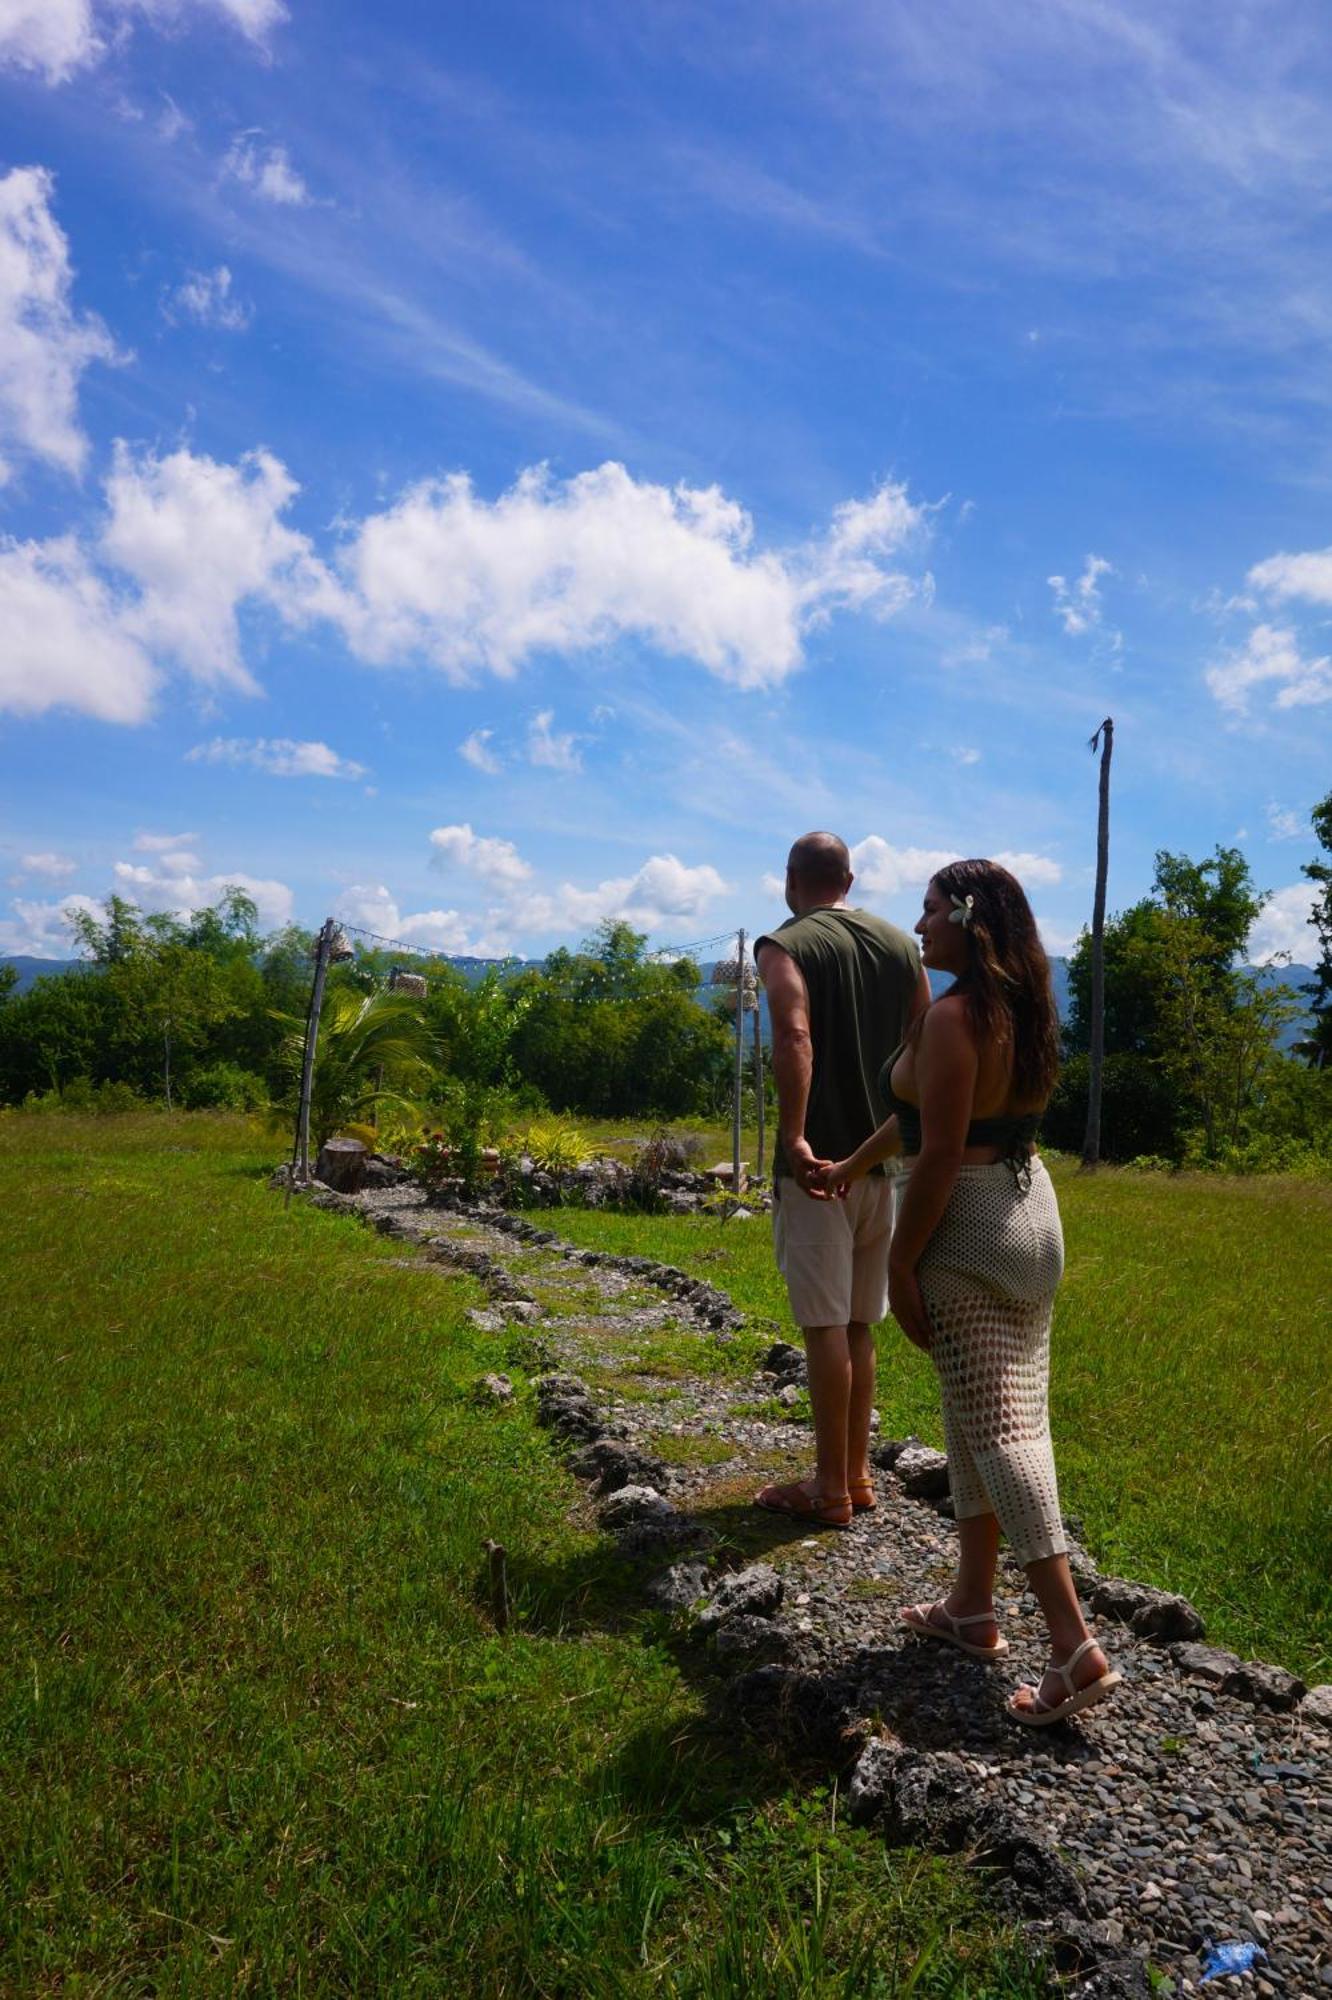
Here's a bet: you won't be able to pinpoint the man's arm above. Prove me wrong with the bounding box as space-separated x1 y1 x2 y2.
758 941 827 1192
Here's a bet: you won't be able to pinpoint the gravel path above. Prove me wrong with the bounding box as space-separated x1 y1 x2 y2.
309 1180 1332 1998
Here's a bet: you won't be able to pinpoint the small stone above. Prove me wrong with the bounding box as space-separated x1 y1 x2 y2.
777 1382 803 1408
473 1372 513 1403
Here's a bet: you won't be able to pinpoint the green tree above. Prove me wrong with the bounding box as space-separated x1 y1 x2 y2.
1302 790 1332 1067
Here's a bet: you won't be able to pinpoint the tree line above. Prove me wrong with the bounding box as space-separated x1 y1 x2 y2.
1 792 1329 1169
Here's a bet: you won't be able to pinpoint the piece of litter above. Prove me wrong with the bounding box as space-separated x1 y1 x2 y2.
1200 1941 1266 1983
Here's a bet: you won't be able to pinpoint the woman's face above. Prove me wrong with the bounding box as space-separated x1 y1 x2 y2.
915 877 970 975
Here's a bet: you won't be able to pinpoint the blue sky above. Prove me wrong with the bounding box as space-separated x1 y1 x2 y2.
2 0 1330 966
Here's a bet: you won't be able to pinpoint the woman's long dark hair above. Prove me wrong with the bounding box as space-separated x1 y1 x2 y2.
929 858 1061 1106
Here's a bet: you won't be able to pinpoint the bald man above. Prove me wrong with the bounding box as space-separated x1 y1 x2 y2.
754 832 929 1529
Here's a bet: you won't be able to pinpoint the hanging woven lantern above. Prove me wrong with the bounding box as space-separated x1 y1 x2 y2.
327 925 355 962
711 955 757 1013
388 967 427 998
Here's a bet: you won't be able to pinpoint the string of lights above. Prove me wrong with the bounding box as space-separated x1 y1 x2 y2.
335 917 747 967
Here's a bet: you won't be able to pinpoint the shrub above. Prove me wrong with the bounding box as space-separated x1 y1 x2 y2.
183 1062 268 1112
517 1116 590 1175
20 1078 148 1115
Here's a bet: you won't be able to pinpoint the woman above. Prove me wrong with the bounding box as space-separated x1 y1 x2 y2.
818 860 1120 1727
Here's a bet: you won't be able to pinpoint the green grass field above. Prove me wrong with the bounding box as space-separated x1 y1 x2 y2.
0 1114 1040 1996
554 1157 1332 1681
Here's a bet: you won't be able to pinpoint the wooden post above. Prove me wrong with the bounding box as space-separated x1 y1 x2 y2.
1082 719 1114 1170
752 997 765 1180
286 917 334 1205
732 929 746 1199
483 1539 510 1633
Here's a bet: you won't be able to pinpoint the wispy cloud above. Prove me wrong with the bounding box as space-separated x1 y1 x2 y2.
222 132 311 207
161 265 253 331
527 709 582 773
459 727 502 774
186 737 367 779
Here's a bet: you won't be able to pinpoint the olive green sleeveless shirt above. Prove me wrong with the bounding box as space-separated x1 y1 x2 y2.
756 907 920 1178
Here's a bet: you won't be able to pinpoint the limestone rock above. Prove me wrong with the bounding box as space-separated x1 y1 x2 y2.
846 1735 906 1826
1170 1641 1243 1686
892 1443 951 1500
1298 1682 1332 1728
1090 1576 1205 1642
1223 1659 1306 1712
569 1439 668 1495
644 1561 711 1612
473 1372 514 1403
694 1563 783 1634
714 1615 795 1665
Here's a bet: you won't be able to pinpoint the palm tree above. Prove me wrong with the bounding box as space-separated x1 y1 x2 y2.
1082 718 1114 1168
275 988 437 1151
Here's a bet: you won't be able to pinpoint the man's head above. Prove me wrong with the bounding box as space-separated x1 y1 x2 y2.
784 831 853 916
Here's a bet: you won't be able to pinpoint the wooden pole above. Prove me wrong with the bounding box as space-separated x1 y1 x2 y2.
287 917 333 1204
1082 719 1114 1170
732 928 745 1198
752 997 765 1180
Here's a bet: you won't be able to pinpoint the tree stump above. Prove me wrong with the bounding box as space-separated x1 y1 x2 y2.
315 1137 368 1192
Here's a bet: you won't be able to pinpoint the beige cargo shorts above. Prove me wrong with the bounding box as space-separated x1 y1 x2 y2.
772 1174 896 1330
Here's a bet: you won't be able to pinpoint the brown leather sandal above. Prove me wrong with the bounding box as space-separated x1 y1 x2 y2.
754 1480 853 1529
849 1479 877 1513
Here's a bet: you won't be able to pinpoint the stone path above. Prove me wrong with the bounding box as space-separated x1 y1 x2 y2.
307 1181 1332 1999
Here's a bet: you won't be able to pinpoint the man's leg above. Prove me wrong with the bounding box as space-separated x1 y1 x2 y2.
803 1323 852 1503
847 1320 876 1488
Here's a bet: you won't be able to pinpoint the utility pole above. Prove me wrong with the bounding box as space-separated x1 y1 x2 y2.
752 996 765 1181
1082 718 1114 1169
732 928 745 1199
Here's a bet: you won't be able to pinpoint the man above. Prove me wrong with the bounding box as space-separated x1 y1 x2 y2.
754 831 929 1528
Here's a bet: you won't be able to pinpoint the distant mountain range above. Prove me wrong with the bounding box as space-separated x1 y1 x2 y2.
2 951 1318 1050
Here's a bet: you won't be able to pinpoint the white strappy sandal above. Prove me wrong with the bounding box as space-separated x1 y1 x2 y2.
901 1601 1010 1662
1008 1636 1122 1727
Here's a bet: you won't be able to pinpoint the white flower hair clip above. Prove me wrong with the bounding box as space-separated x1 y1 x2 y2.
948 893 975 927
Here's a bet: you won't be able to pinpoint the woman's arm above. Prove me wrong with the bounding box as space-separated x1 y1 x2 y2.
887 999 977 1348
817 1115 902 1192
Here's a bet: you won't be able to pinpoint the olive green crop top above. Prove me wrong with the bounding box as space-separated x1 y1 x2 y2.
878 1042 1041 1159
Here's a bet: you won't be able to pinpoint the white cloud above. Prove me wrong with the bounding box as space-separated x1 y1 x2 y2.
133 829 197 851
161 265 252 332
112 856 292 929
1205 622 1332 715
0 0 97 83
1266 803 1305 841
223 132 310 207
0 165 121 476
512 854 728 937
0 1 287 82
15 850 77 879
0 533 156 722
760 871 787 901
428 823 532 889
101 442 326 690
527 708 582 773
326 463 929 691
1247 884 1321 966
1048 554 1114 638
1247 546 1332 606
333 883 494 957
185 737 367 779
459 727 501 774
951 746 982 766
851 838 1063 898
0 889 100 957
